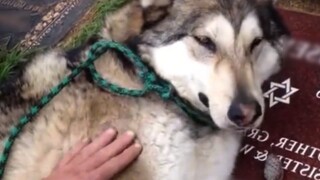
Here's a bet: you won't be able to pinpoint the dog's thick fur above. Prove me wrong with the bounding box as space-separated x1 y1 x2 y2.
0 0 289 179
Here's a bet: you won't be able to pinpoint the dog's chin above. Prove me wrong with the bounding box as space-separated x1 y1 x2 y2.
213 116 264 132
232 117 264 132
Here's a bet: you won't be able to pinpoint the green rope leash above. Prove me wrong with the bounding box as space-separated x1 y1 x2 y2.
0 40 215 179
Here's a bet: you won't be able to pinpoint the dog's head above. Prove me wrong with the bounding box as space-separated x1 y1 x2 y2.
138 0 289 130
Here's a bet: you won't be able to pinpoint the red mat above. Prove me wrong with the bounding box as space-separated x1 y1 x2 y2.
234 9 320 180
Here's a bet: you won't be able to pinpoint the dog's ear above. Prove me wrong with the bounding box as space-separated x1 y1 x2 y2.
140 0 172 8
101 0 144 43
255 0 278 5
255 0 290 41
140 0 173 30
255 0 290 57
101 0 173 43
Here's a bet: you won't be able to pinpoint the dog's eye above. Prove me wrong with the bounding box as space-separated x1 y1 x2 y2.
250 37 263 52
194 36 216 52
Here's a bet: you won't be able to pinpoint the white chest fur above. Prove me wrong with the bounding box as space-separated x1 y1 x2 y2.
135 101 242 180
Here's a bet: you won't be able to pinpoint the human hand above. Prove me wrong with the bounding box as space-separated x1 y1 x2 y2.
44 129 142 180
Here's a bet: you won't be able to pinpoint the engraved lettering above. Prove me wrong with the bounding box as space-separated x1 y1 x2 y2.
282 157 293 170
256 130 269 142
240 144 255 155
295 143 309 156
291 160 303 173
274 137 289 149
247 129 259 139
285 139 298 152
308 147 320 159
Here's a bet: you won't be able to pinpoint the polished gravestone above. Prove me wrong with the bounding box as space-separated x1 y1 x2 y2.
0 0 95 50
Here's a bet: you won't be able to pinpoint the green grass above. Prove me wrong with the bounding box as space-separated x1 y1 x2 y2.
63 0 128 49
0 0 128 82
0 50 24 80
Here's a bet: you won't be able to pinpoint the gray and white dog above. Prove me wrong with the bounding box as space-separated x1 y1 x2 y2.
0 0 289 179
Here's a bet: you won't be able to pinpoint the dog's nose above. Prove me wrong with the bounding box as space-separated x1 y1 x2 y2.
227 101 262 127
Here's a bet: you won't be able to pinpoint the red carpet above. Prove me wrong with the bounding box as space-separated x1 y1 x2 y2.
234 9 320 180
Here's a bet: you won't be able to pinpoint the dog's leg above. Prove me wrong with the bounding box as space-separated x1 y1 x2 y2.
0 49 71 141
0 52 68 97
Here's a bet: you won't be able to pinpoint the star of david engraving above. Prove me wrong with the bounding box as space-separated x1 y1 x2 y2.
264 78 299 108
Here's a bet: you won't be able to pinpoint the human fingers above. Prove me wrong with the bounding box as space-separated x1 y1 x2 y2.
57 139 91 167
72 128 117 164
91 143 142 180
84 131 136 170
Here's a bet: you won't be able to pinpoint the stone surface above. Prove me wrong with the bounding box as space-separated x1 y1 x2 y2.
0 0 95 50
234 8 320 180
277 0 320 15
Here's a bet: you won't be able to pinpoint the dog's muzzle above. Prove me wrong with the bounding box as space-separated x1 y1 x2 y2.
227 100 262 127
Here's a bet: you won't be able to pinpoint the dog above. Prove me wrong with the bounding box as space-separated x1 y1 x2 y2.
0 0 289 179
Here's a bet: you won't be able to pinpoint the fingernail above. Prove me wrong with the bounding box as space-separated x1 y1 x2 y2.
126 131 135 137
106 128 116 135
134 143 142 149
83 138 90 143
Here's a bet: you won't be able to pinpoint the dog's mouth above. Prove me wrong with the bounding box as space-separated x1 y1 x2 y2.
196 92 263 131
169 90 217 128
